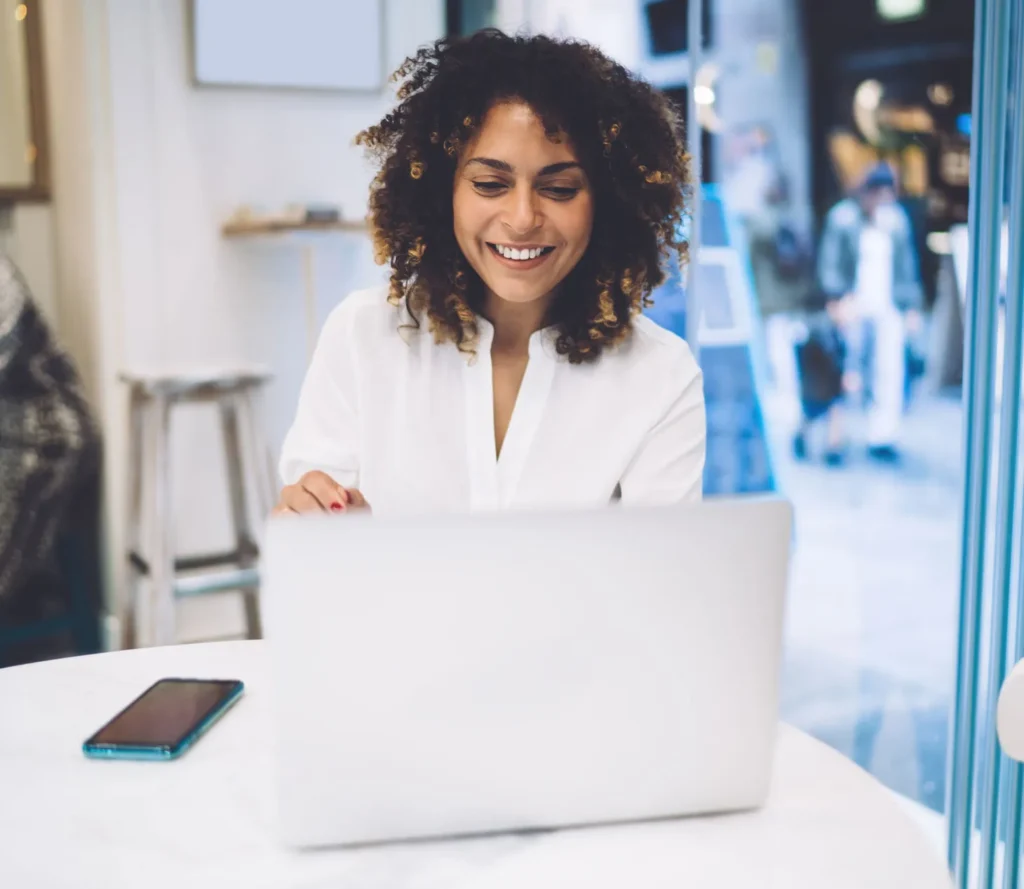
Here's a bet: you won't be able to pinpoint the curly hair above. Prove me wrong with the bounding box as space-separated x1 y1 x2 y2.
355 29 691 363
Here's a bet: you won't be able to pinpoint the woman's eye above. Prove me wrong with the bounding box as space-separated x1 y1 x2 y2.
543 186 581 200
473 180 507 194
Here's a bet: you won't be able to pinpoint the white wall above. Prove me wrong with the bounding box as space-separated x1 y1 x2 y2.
41 0 124 630
509 0 643 70
38 0 443 638
0 205 57 326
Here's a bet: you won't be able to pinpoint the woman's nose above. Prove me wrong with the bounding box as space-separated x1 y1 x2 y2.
502 187 539 235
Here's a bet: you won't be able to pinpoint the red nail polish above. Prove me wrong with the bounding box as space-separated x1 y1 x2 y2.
331 502 344 512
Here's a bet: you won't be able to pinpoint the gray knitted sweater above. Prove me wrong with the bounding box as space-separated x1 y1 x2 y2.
0 254 99 606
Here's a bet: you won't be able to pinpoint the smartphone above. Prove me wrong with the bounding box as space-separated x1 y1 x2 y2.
82 678 244 761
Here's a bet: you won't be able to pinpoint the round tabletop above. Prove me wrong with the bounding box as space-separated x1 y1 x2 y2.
0 641 952 889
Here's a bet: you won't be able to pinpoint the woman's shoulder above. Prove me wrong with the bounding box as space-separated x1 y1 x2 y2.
618 314 701 380
583 316 702 418
321 284 406 343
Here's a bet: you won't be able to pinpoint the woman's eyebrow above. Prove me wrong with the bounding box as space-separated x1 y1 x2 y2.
465 158 583 176
536 162 583 176
466 157 514 172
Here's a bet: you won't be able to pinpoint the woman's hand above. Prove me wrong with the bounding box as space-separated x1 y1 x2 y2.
273 471 370 516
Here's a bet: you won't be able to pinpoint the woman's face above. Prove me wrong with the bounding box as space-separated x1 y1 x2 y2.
453 101 594 307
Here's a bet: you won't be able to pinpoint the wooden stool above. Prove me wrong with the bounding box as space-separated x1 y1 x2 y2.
122 369 277 647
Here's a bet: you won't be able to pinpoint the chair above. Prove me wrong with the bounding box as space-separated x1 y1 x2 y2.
122 368 277 648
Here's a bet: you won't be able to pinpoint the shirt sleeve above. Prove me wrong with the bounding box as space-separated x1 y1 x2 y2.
278 301 361 490
893 205 924 311
618 348 706 504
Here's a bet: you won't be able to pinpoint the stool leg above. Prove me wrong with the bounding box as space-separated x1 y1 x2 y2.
239 386 278 519
221 394 262 640
241 587 263 641
239 389 273 636
123 388 147 649
145 395 176 647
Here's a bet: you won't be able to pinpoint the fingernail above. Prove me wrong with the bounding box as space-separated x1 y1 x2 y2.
331 502 344 512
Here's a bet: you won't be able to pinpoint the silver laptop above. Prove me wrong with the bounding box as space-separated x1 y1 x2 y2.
263 497 792 848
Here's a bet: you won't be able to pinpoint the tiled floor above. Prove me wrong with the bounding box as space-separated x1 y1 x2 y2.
764 314 963 813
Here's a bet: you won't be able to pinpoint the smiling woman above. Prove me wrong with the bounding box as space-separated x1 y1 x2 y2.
453 104 595 316
276 30 706 517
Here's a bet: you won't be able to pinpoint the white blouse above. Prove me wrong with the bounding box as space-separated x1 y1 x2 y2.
279 286 705 515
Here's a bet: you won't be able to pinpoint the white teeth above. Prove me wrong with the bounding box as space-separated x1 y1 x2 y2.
495 245 547 261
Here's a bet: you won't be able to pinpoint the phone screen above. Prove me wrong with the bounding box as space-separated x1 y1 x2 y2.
86 679 243 750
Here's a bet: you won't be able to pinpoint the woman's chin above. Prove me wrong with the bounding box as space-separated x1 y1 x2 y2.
489 289 550 306
480 275 558 305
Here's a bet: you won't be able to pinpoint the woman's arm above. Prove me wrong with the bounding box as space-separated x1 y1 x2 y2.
618 353 706 504
893 206 924 312
278 301 364 510
817 202 856 300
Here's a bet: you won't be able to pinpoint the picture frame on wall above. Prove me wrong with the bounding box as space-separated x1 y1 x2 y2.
0 0 50 203
191 0 384 92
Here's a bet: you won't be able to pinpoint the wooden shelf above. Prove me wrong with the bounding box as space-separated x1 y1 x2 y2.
222 218 368 237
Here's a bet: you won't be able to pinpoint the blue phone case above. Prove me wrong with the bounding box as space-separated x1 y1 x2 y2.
82 679 245 761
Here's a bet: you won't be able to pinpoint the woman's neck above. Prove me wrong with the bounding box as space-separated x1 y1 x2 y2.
482 289 553 356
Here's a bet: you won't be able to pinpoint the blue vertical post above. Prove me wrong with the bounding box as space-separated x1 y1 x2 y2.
947 0 1013 884
998 3 1024 886
979 0 1024 881
685 0 703 360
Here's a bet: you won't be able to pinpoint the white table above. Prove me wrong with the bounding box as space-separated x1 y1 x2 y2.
0 641 952 889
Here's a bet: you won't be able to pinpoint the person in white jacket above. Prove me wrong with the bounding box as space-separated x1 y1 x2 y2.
276 31 706 517
816 163 923 464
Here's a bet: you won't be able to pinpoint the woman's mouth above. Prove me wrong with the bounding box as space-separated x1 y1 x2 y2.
486 242 556 270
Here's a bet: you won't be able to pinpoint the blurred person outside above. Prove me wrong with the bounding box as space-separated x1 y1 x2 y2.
811 162 923 465
722 125 811 317
791 297 848 466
